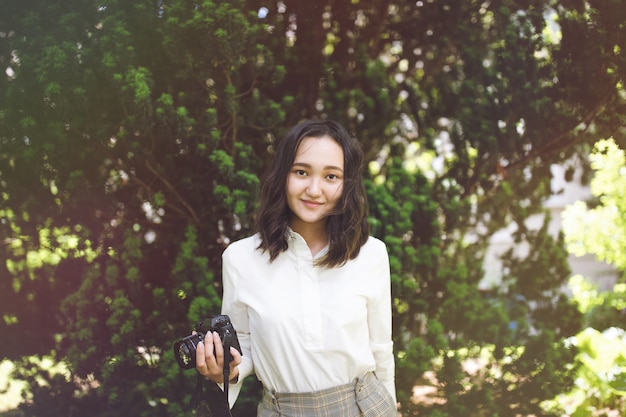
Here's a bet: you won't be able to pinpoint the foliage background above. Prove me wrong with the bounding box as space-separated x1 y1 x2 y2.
1 0 625 416
548 138 626 416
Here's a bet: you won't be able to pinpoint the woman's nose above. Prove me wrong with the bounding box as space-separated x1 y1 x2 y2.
306 178 322 197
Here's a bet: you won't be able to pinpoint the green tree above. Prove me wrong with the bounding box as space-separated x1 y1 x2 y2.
545 138 626 416
563 139 626 274
1 1 625 416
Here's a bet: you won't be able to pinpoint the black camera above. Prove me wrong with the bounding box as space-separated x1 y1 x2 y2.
173 315 242 370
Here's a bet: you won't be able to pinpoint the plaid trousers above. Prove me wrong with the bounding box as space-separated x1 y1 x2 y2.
257 372 396 417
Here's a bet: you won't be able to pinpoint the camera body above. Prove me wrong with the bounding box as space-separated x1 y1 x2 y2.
173 314 242 370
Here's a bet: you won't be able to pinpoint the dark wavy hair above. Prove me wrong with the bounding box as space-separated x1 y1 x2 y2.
256 119 370 267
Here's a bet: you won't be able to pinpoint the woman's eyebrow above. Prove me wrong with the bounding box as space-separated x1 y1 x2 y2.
292 162 344 172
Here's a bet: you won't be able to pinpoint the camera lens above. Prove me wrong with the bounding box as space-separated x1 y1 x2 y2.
173 333 203 369
177 342 193 366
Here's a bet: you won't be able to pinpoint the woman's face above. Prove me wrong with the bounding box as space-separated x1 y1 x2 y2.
286 135 344 230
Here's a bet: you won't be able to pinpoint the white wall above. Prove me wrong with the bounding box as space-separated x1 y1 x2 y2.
481 163 618 291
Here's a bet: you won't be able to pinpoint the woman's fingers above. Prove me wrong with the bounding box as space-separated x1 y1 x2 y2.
195 337 210 375
229 346 242 365
228 346 242 381
195 331 241 383
195 332 223 381
211 331 224 364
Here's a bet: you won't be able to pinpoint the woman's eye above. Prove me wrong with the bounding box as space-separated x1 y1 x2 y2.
295 169 307 176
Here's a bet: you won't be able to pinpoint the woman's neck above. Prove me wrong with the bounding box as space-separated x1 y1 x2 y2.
290 220 328 256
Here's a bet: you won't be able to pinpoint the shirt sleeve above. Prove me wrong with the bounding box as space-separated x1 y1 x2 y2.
221 244 254 408
367 240 397 405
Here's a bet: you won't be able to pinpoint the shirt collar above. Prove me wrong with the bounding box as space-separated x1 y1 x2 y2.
287 228 329 260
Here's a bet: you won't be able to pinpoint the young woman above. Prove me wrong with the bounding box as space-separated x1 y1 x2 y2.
196 119 396 416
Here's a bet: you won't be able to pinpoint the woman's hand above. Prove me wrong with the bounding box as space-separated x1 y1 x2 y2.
195 331 242 383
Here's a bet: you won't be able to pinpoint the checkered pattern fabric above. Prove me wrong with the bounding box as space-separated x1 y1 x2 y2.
258 372 396 417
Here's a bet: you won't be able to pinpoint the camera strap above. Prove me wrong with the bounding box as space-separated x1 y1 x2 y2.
221 330 234 403
190 333 235 417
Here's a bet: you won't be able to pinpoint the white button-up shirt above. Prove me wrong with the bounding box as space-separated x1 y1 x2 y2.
221 230 396 406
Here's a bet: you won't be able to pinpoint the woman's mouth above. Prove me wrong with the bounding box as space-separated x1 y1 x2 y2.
302 200 323 208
